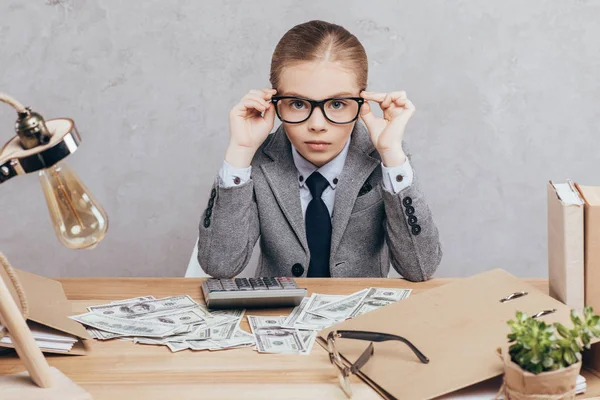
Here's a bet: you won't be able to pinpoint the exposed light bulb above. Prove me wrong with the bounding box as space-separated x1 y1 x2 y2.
38 161 108 249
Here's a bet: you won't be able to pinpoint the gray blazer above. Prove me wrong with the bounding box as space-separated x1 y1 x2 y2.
198 121 442 280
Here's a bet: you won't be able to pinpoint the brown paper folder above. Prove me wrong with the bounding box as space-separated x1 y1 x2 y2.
318 269 592 400
547 180 585 310
0 267 90 355
574 184 600 374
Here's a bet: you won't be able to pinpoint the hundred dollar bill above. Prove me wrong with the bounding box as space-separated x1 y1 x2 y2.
248 315 317 355
253 327 305 354
348 288 412 318
88 295 198 319
88 307 202 340
308 289 369 321
249 315 306 354
188 339 216 351
166 341 190 353
209 321 239 341
69 312 187 338
86 296 156 312
109 296 156 305
287 294 344 330
247 316 287 333
152 326 210 344
209 329 255 350
298 330 317 355
139 307 210 326
282 297 309 328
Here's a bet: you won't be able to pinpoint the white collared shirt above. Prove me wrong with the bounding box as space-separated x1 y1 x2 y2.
218 138 414 218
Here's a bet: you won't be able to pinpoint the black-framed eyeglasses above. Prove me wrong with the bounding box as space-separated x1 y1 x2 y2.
271 95 364 125
326 330 429 398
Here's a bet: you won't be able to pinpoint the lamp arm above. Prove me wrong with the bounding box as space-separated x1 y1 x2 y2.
0 93 26 113
0 252 54 388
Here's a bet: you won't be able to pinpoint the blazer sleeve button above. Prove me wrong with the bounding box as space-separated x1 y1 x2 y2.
203 218 211 228
411 225 421 235
402 197 413 207
405 205 415 215
408 215 418 226
291 263 304 277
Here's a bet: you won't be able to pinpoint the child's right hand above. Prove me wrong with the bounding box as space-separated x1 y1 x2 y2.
226 89 277 168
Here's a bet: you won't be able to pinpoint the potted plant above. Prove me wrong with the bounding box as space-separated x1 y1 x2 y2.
497 306 600 400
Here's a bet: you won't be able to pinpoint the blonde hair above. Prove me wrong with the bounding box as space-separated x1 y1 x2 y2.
269 20 368 90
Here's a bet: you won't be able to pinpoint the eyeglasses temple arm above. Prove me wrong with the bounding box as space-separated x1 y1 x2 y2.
350 342 374 374
337 330 430 364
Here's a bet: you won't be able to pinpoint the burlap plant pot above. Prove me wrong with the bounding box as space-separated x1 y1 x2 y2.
496 347 582 400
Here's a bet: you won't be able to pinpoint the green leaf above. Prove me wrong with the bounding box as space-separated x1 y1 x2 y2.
564 349 577 365
542 356 554 368
556 323 570 339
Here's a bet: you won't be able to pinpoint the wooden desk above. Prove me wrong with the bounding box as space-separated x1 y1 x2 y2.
0 277 597 399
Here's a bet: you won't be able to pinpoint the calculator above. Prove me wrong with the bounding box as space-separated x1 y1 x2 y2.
201 277 307 309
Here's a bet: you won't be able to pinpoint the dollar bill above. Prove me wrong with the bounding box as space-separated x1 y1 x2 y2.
308 289 369 321
87 296 159 338
298 330 317 355
209 321 239 341
282 297 309 328
109 296 156 305
166 341 190 353
153 325 210 344
209 329 255 350
254 328 305 354
348 288 412 318
139 307 209 326
88 307 203 340
188 339 216 351
88 295 198 319
249 315 306 354
248 315 316 355
287 294 344 330
69 312 188 338
247 316 287 332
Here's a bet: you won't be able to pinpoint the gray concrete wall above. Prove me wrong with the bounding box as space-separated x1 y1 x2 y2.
0 0 598 278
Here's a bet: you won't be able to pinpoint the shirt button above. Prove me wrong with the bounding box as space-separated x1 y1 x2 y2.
333 178 338 185
396 175 404 182
299 176 304 182
291 263 304 277
233 176 241 185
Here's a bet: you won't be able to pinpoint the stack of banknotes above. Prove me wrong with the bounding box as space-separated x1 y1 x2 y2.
70 287 411 354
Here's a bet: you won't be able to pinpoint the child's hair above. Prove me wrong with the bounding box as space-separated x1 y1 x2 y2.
269 20 368 90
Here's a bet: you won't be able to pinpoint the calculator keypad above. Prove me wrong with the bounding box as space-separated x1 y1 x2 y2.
204 277 299 292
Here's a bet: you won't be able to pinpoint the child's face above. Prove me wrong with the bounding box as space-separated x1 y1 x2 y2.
277 61 361 167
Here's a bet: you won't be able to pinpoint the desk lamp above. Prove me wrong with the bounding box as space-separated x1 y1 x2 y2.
0 92 106 399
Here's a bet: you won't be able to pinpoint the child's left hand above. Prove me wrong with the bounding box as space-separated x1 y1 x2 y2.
360 90 416 167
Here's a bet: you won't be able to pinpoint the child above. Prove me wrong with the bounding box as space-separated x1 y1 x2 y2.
198 20 442 280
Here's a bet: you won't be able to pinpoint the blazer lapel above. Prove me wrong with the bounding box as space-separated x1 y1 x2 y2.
260 122 379 258
261 125 308 253
330 122 379 258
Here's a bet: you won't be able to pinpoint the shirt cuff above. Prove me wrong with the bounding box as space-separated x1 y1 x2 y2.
218 160 252 188
381 158 414 193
